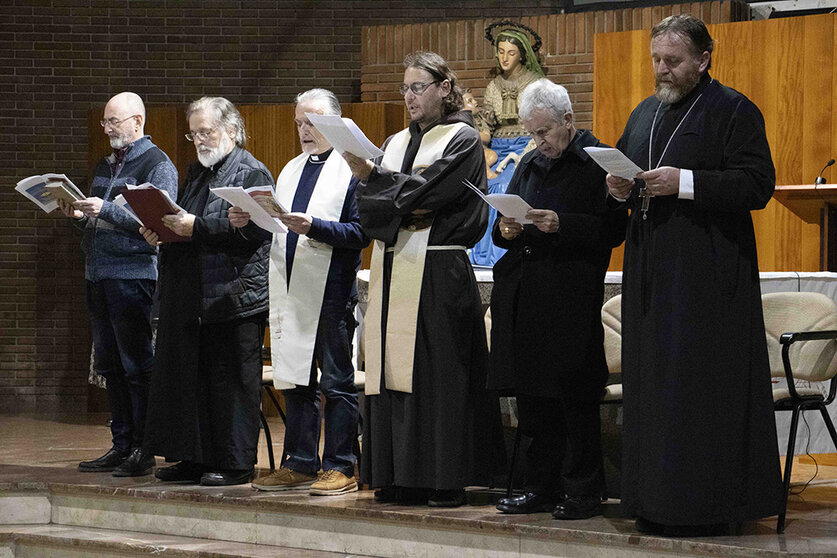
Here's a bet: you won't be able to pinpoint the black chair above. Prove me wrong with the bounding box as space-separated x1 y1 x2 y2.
259 364 288 472
762 292 837 534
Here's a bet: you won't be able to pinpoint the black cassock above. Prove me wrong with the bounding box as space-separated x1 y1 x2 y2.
615 73 783 525
144 151 271 472
357 111 505 491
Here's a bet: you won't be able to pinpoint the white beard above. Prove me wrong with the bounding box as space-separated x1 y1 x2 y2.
198 133 235 168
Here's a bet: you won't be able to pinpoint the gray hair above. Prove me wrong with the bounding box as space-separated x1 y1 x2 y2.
295 88 341 116
518 79 573 123
186 96 247 147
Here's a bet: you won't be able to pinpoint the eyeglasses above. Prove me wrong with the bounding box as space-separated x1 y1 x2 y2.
100 115 139 128
398 81 440 96
185 128 217 142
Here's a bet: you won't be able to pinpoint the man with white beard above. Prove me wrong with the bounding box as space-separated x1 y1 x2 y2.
58 91 177 477
141 97 274 486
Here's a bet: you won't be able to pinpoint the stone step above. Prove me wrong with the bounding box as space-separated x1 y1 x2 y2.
1 482 779 558
0 524 369 557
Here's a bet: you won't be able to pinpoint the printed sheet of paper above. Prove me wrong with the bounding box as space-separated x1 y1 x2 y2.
583 147 645 179
210 186 287 234
463 179 533 224
305 113 384 160
113 194 145 226
15 175 57 213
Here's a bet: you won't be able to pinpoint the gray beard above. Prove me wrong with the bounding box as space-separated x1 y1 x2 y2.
109 134 132 150
654 73 700 104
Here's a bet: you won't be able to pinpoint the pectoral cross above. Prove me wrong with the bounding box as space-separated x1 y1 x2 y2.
639 186 652 220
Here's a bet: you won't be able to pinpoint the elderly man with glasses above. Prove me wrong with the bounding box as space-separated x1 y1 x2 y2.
58 91 177 477
344 51 504 508
141 97 273 487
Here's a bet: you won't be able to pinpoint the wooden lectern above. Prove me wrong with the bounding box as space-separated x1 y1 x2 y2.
773 184 837 270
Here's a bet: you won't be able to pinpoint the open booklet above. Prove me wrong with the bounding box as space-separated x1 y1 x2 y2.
16 173 85 213
305 113 384 160
463 179 533 224
582 147 645 179
120 183 189 243
210 185 289 234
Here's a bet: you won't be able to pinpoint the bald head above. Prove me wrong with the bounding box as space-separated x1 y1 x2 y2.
102 92 145 149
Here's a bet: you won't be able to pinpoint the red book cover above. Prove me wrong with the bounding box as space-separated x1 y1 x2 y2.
121 187 190 243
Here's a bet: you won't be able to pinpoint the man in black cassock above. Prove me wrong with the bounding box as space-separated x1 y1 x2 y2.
142 97 272 487
344 51 504 508
606 15 783 534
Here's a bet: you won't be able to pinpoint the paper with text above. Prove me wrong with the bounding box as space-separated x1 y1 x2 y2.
305 113 384 160
583 147 645 179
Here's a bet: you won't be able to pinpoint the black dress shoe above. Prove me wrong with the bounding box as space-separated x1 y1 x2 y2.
428 488 466 508
374 486 399 503
552 495 603 520
155 461 204 483
113 448 155 477
200 469 254 486
78 447 130 472
496 492 557 514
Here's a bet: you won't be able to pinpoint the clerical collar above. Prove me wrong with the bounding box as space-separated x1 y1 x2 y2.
309 148 333 164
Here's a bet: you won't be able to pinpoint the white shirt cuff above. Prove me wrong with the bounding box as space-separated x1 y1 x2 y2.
678 169 694 200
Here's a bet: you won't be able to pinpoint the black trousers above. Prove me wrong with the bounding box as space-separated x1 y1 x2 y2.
196 314 265 471
517 390 605 498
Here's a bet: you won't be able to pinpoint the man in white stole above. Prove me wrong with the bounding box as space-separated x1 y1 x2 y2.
345 51 504 508
233 89 367 495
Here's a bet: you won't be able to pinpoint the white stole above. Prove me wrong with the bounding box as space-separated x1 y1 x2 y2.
269 150 353 388
365 121 467 395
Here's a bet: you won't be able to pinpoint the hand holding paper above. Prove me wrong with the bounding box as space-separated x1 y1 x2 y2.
210 186 288 234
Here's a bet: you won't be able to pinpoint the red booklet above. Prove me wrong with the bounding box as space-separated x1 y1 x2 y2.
121 184 190 243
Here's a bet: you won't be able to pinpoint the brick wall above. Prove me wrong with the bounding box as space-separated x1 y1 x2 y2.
360 1 747 130
0 0 574 414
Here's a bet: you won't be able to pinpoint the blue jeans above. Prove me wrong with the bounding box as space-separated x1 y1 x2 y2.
87 278 155 451
282 298 359 477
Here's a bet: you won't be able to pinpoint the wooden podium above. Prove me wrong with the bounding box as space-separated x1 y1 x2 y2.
773 184 837 270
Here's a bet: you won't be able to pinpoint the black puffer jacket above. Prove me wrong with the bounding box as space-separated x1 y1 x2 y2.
176 146 273 324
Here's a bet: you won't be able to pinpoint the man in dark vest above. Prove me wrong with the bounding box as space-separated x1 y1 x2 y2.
606 15 782 535
58 91 177 477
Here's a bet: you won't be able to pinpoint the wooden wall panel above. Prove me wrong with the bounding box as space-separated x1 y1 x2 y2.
594 14 837 271
360 2 744 132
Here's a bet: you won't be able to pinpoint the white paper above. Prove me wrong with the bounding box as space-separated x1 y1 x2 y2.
113 194 145 226
43 174 85 200
305 113 384 160
583 147 645 179
210 186 287 234
15 175 57 213
463 179 533 224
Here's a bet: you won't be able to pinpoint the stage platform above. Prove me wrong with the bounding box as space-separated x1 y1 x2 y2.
1 415 837 557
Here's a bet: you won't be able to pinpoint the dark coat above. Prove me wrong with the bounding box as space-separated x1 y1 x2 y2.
144 146 273 469
616 74 783 525
488 130 627 398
